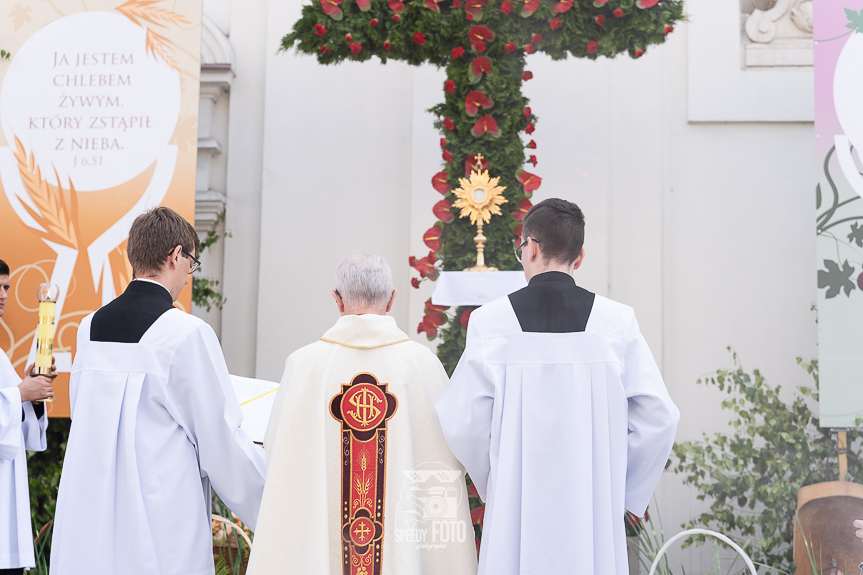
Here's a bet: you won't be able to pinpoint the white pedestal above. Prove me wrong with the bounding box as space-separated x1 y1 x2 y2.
430 271 527 307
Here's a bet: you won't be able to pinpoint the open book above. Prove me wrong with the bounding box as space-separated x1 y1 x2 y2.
231 374 280 445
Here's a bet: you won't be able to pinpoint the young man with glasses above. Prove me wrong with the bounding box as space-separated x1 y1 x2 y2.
436 198 679 575
0 259 54 575
51 207 265 575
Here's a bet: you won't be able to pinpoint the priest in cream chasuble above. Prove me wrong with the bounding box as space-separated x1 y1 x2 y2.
50 209 266 575
247 255 477 575
436 199 680 575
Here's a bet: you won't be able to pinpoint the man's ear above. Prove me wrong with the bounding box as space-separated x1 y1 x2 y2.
331 290 346 313
167 245 182 271
572 248 586 270
385 289 397 313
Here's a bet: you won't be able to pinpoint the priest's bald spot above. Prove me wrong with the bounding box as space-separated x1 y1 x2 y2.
522 198 586 266
127 207 200 278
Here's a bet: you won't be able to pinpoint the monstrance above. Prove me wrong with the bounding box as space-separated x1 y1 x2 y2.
452 154 508 271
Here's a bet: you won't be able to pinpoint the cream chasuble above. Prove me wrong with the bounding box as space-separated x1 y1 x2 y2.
436 278 680 575
0 351 47 570
247 314 477 575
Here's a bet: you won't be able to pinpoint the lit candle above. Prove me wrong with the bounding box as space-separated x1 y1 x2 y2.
34 283 59 402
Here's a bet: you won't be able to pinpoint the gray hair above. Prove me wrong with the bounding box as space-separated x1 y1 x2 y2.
334 254 394 310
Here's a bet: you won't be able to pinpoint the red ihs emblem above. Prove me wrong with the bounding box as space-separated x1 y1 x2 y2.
331 373 398 575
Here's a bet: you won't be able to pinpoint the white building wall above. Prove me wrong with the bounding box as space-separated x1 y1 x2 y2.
203 0 817 568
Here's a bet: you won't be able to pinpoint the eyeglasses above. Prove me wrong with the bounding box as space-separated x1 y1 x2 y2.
514 237 540 263
170 247 201 274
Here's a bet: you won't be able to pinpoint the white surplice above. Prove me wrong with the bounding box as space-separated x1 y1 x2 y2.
50 309 266 575
436 294 680 575
0 352 47 570
247 314 477 575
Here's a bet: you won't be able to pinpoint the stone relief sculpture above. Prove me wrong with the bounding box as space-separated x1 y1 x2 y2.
742 0 813 67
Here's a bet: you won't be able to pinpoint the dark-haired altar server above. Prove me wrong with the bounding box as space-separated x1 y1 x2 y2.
51 208 265 575
436 198 680 575
0 259 53 575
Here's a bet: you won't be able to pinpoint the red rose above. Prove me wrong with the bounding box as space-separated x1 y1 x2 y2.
525 44 534 54
392 13 400 21
440 138 447 148
466 12 474 19
525 122 535 134
411 277 421 289
452 46 465 59
384 41 392 49
549 18 562 30
445 80 456 93
613 8 623 17
460 308 474 329
527 140 536 149
454 0 462 5
522 70 533 80
442 149 453 162
587 40 598 53
319 45 330 54
524 106 531 118
664 25 674 35
501 1 513 13
532 33 542 44
635 48 644 58
475 40 486 52
595 14 605 25
413 31 427 45
349 42 362 55
315 23 328 36
345 33 353 41
505 41 517 53
443 117 455 130
529 154 537 166
370 18 379 26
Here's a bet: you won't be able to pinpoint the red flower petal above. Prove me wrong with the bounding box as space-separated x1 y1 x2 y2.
470 505 485 527
514 223 524 238
349 42 362 55
635 48 644 58
531 33 543 44
521 0 540 16
413 31 427 44
587 40 598 53
465 154 490 175
411 277 420 289
460 308 474 328
465 90 493 116
529 154 537 166
522 70 533 80
345 33 353 41
465 0 488 19
471 115 500 137
549 17 562 29
524 44 534 55
443 117 455 130
552 0 572 13
527 140 536 149
319 45 330 54
524 106 531 118
517 169 542 192
383 41 392 50
431 171 451 194
664 25 674 35
452 46 465 59
595 14 605 25
445 80 456 93
433 198 454 222
392 13 401 20
636 0 659 7
468 25 495 49
613 8 623 17
593 0 608 4
425 299 449 313
389 0 405 11
504 41 516 53
440 138 447 148
314 24 328 36
356 0 371 11
370 18 379 26
469 56 493 80
321 0 344 20
442 149 453 162
501 0 513 13
525 122 535 134
423 226 442 251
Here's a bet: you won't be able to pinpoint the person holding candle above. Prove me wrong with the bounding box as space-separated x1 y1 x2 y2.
50 207 265 575
0 258 54 575
246 254 477 575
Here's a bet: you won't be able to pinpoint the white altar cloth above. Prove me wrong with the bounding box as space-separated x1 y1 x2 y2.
431 271 527 306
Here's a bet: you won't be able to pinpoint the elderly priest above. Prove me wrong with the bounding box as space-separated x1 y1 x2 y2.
436 198 680 575
50 208 266 575
247 254 477 575
0 259 54 575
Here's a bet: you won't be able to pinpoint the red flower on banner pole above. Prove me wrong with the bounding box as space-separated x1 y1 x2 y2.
552 0 572 13
613 8 623 17
549 18 562 30
501 1 513 13
356 0 371 11
468 26 494 51
521 0 541 15
388 0 405 10
349 42 362 55
383 41 392 50
411 277 421 289
664 25 674 34
524 106 531 118
433 198 454 222
504 41 516 52
527 140 536 149
525 122 535 134
452 46 465 59
522 69 533 79
432 171 451 194
517 169 542 193
469 56 493 81
635 49 643 58
319 45 330 54
443 117 455 130
587 40 598 53
445 80 456 93
315 23 328 35
465 90 494 116
413 31 427 44
423 225 443 251
465 0 488 19
321 0 344 19
471 115 500 137
442 149 453 162
529 154 537 166
595 14 605 25
531 33 543 44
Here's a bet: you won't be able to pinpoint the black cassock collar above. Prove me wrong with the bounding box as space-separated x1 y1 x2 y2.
508 271 595 333
90 280 176 344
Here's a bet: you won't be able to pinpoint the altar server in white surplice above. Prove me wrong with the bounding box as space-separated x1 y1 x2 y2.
247 254 477 575
51 208 266 575
0 259 54 575
436 198 680 575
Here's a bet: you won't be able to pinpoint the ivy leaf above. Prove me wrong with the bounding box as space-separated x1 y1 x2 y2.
817 259 856 298
848 222 863 247
846 8 863 33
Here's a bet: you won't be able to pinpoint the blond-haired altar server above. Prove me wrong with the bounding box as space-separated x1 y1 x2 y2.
0 259 54 575
247 254 477 575
437 198 680 575
51 208 265 575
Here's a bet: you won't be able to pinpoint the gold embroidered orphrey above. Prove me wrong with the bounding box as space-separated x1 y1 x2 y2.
330 373 398 575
